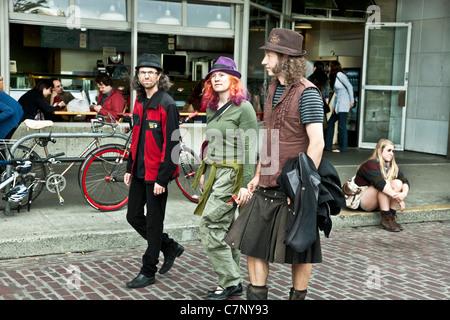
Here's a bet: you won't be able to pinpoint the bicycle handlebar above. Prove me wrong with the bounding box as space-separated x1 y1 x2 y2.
116 111 199 131
180 111 199 124
96 112 118 128
90 111 119 134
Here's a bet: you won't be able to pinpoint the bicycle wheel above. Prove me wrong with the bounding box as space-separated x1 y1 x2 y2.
80 146 129 211
77 143 125 188
176 146 202 203
0 146 47 210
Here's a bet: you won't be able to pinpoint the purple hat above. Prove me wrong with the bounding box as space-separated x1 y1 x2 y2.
205 56 241 80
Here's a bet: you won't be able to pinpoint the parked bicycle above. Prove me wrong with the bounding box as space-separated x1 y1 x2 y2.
0 153 64 213
1 112 128 213
79 111 203 210
1 110 202 213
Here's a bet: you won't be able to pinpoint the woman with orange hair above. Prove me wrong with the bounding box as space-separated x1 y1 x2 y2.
193 56 258 300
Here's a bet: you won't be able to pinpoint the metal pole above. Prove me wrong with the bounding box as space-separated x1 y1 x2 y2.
240 0 250 89
130 0 138 112
234 3 242 73
0 0 10 94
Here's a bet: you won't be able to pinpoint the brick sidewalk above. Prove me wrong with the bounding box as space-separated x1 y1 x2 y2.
0 221 448 301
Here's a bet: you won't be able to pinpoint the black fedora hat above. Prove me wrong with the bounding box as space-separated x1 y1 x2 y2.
136 53 162 71
259 28 306 56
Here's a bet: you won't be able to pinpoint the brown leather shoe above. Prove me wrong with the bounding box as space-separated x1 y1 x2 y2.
391 213 403 231
381 212 400 232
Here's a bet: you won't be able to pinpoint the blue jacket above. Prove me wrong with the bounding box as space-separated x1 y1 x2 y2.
0 91 23 139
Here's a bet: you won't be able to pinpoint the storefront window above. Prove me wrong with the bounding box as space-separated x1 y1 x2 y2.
13 0 69 16
187 2 231 28
138 0 181 25
75 0 127 21
248 7 280 115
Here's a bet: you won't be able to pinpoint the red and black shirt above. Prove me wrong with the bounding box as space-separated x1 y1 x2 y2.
127 90 180 187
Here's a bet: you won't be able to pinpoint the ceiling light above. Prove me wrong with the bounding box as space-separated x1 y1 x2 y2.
156 10 181 25
207 14 230 29
295 22 313 29
100 5 126 21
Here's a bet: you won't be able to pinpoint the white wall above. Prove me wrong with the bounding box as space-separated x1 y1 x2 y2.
397 0 450 155
60 49 132 74
305 21 364 58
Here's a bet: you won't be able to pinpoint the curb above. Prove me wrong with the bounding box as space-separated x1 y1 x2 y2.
333 205 450 228
1 207 448 260
0 225 200 261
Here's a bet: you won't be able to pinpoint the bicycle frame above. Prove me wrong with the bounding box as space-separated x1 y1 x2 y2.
0 161 31 210
27 136 103 174
0 167 17 190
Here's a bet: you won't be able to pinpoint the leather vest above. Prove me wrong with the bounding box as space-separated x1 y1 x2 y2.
259 78 318 188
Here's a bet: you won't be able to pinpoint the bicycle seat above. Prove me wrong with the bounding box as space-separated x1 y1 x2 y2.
23 119 54 130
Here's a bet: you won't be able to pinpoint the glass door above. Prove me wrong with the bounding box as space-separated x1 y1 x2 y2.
359 22 412 150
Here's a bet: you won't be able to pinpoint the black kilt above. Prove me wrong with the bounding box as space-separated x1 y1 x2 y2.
225 187 322 264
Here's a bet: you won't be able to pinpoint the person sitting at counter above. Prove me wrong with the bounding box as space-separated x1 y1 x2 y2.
94 74 125 120
44 78 76 121
18 79 60 122
45 79 75 109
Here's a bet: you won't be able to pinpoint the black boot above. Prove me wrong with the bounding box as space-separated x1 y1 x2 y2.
289 287 307 300
246 284 268 300
159 243 184 274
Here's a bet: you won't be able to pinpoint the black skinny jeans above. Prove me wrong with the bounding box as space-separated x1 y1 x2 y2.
126 177 175 276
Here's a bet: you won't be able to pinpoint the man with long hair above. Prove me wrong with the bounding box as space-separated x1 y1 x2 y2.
124 53 184 288
225 28 325 300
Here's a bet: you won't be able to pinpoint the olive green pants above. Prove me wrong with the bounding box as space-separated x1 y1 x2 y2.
199 166 242 288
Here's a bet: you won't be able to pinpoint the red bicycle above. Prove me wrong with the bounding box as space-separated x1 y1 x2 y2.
79 111 202 211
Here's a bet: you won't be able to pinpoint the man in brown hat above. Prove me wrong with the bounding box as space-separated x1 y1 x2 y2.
225 28 325 300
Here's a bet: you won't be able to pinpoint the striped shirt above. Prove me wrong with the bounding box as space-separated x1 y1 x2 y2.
273 85 324 124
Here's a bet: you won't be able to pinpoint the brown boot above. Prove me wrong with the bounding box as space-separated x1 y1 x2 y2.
380 211 400 232
246 284 268 300
289 287 307 300
390 209 403 231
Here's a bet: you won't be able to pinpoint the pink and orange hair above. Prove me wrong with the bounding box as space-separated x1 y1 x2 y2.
200 73 250 111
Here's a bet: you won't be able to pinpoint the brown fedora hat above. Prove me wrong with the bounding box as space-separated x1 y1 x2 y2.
259 28 306 56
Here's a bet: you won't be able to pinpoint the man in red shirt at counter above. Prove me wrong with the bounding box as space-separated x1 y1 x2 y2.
94 74 125 119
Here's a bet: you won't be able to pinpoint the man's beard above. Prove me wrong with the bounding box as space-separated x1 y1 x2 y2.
140 81 157 90
271 62 283 76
